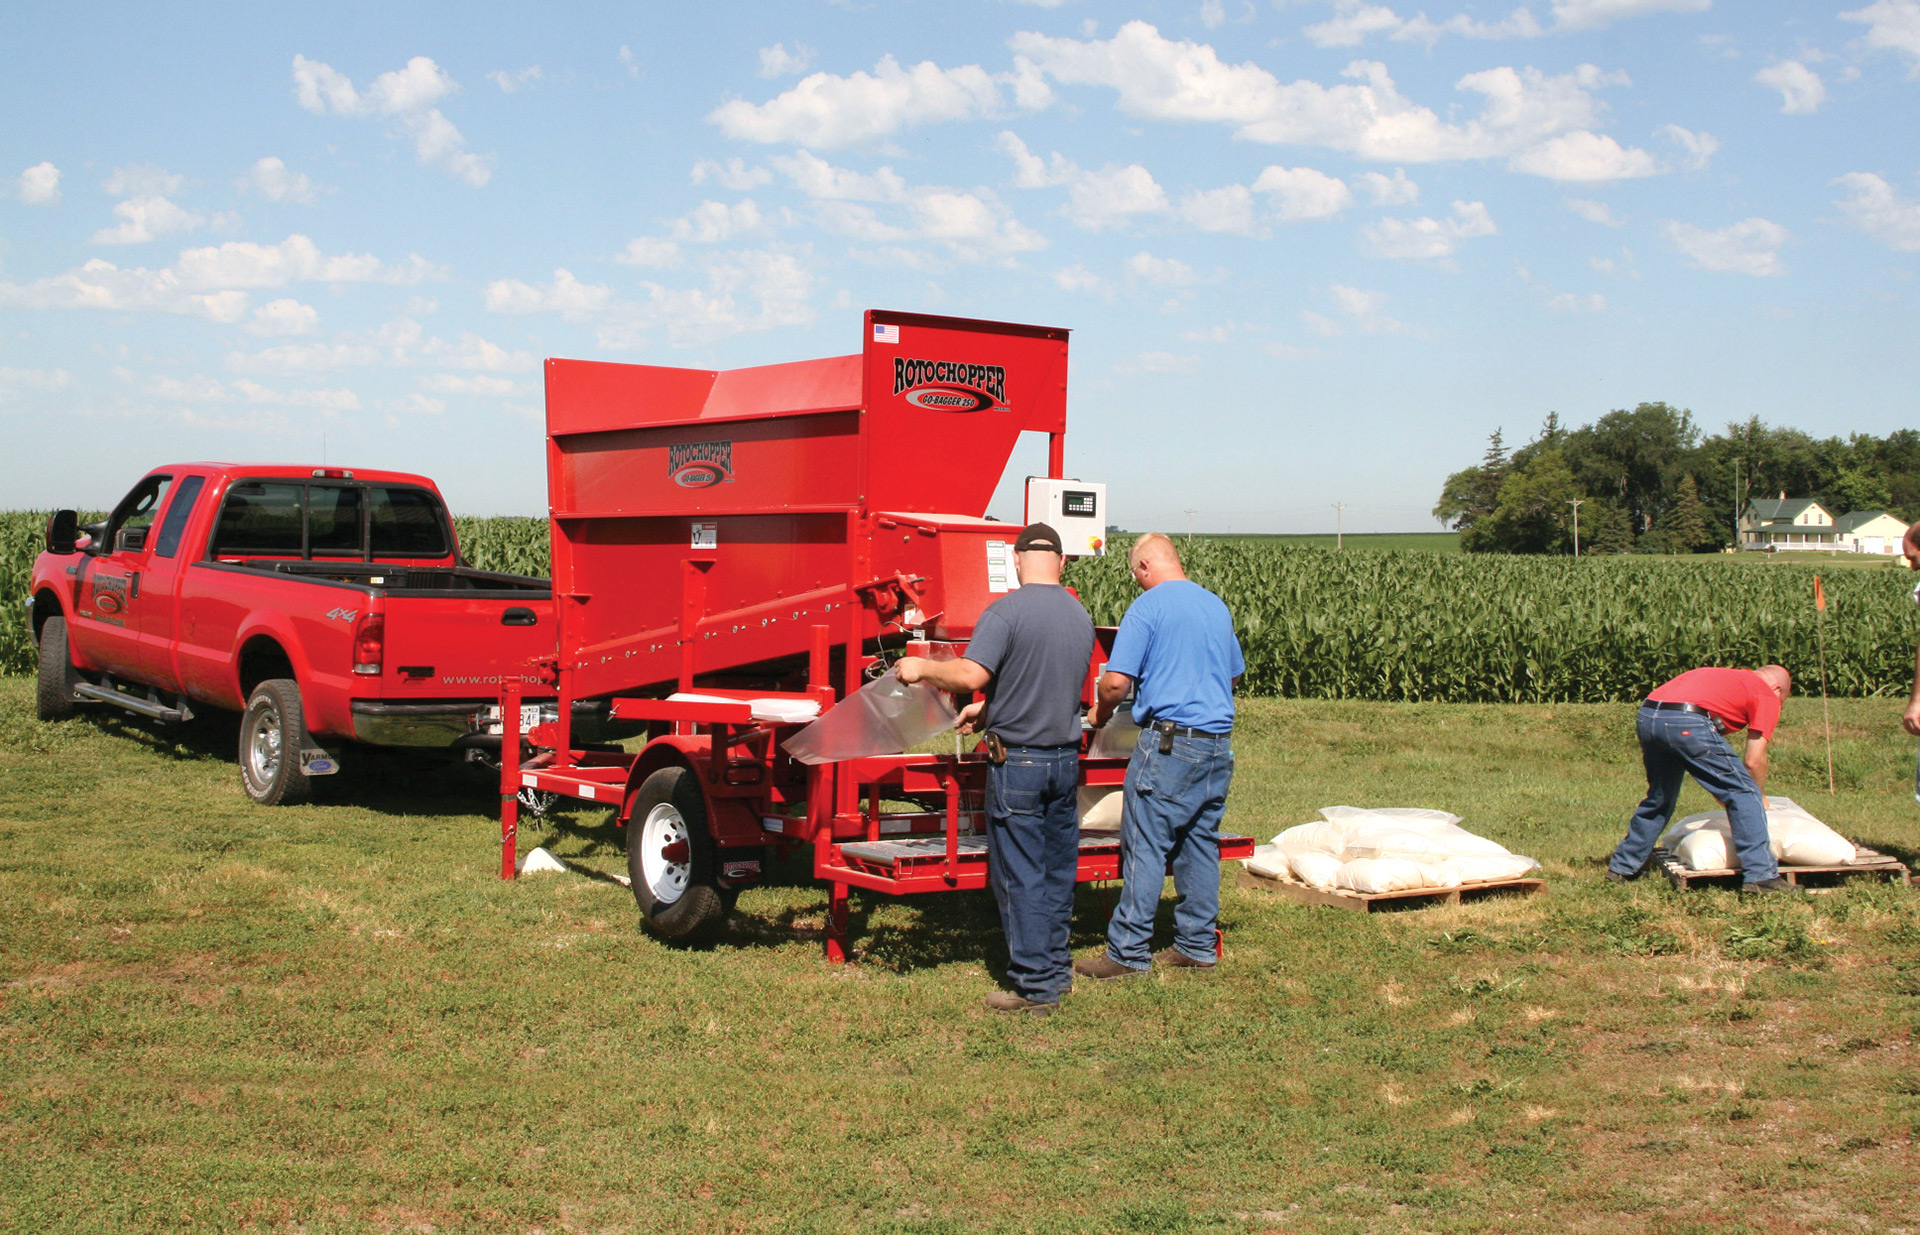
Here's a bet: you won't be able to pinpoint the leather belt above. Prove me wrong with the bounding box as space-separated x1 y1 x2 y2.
1150 719 1232 739
1643 700 1727 732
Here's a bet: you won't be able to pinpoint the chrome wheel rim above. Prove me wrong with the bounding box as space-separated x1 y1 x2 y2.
247 702 284 787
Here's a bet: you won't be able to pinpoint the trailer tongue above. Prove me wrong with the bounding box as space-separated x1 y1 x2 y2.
499 309 1253 959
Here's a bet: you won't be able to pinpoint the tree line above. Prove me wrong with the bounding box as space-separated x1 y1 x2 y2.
1432 404 1920 555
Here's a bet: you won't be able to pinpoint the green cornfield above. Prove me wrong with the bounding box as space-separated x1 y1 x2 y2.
8 513 1917 701
1067 539 1920 702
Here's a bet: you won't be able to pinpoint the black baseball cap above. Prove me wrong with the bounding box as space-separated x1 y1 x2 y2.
1014 522 1063 553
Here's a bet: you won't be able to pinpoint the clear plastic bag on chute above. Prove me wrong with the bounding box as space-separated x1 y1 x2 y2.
781 669 959 765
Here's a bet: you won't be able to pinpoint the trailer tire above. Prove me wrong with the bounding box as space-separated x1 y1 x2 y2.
626 766 726 944
240 679 313 807
35 616 82 722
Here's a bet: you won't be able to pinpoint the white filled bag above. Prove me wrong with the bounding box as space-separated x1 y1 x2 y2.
1335 857 1430 894
1244 843 1290 879
1275 821 1359 858
1659 796 1856 870
1289 850 1344 889
1077 785 1124 832
1442 853 1542 883
1319 805 1464 830
1673 829 1731 871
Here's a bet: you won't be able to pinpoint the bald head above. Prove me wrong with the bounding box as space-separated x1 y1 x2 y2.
1757 664 1792 699
1128 532 1188 589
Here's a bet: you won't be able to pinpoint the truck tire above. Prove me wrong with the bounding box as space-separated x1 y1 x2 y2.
35 616 81 722
240 679 313 806
626 766 726 944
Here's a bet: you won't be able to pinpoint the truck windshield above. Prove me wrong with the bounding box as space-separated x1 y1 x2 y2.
209 481 450 560
367 487 449 556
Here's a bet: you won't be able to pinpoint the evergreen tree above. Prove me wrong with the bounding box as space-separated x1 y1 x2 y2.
1585 501 1635 555
1655 474 1715 553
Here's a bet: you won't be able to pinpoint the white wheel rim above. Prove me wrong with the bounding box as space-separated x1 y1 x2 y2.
639 802 691 902
248 702 284 785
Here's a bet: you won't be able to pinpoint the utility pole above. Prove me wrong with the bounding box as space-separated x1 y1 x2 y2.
1567 499 1584 556
1331 501 1346 550
1183 508 1197 542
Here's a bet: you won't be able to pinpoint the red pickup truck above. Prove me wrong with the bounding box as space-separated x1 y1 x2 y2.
28 463 554 805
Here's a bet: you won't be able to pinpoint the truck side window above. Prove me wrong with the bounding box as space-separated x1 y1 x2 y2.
308 486 363 555
150 474 206 558
367 487 450 557
211 482 305 557
104 474 172 554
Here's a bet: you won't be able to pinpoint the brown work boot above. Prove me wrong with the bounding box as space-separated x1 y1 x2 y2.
1154 946 1217 970
983 990 1056 1016
1072 952 1147 981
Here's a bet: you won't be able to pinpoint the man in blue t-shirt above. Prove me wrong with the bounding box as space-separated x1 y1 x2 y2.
896 522 1095 1016
1076 532 1243 978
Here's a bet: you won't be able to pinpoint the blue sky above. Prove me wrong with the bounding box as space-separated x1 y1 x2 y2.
3 0 1917 532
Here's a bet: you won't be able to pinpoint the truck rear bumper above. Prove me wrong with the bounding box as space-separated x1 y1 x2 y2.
349 698 612 747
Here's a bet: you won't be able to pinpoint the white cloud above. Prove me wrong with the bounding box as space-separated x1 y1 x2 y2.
1201 0 1228 30
1176 185 1260 235
1065 164 1169 230
1550 0 1710 32
227 322 534 376
487 66 543 93
291 54 493 186
1658 124 1720 171
92 164 209 244
242 156 318 204
246 298 320 336
1360 200 1497 260
1304 283 1410 335
709 55 1008 147
485 249 818 348
667 200 766 243
1841 0 1920 75
173 235 437 289
619 45 639 79
1754 60 1825 114
758 42 816 78
771 151 1043 261
997 131 1075 188
616 237 684 267
1564 197 1623 226
692 157 774 190
115 369 361 412
1517 261 1607 312
1051 264 1110 295
1252 165 1354 219
1304 2 1544 47
1126 251 1197 285
388 393 447 416
0 366 74 393
420 373 523 396
1117 351 1200 375
1010 24 1640 172
1664 218 1788 275
17 162 60 205
0 259 249 321
1833 172 1920 251
1508 131 1660 181
1355 168 1419 205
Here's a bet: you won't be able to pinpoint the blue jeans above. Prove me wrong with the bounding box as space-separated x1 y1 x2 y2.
986 746 1081 1003
1611 705 1778 882
1107 727 1235 968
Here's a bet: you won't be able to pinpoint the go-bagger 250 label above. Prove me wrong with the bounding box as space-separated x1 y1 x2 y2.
669 440 733 488
893 357 1006 413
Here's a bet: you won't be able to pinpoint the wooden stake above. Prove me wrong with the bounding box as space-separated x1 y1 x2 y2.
1815 575 1834 794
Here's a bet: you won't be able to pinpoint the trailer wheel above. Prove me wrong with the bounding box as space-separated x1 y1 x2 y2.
35 616 82 722
240 679 312 807
626 767 726 943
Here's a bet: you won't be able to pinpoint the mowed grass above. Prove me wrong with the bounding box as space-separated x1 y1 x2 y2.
2 678 1918 1233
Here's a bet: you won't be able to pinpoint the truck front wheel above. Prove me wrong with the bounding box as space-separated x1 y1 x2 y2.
35 616 81 722
626 766 726 944
240 679 313 806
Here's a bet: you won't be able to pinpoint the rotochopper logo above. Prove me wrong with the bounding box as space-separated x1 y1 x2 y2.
669 440 733 488
893 357 1007 413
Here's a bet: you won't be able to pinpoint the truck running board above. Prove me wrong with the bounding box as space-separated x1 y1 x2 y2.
73 681 194 724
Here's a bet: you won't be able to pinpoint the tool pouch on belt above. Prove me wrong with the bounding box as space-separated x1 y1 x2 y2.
985 733 1007 764
1154 720 1175 754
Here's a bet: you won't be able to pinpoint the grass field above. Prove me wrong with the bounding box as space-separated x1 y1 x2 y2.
3 678 1917 1233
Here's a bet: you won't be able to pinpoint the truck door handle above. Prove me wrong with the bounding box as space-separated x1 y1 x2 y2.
129 571 140 599
502 607 538 626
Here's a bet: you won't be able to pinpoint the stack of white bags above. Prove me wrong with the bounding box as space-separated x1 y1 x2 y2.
1245 806 1541 894
1659 796 1856 872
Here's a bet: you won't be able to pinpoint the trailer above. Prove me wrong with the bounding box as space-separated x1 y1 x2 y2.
496 309 1253 960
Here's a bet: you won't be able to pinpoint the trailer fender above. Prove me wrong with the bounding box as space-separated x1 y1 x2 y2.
621 736 765 849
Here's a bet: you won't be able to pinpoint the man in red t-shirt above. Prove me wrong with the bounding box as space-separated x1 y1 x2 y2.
1607 664 1793 893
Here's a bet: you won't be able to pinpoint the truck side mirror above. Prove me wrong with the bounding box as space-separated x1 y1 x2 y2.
44 510 79 555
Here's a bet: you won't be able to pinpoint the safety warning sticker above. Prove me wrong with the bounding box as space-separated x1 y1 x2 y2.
691 521 718 549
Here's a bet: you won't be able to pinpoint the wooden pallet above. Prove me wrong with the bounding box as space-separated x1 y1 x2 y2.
1236 867 1546 913
1653 842 1912 892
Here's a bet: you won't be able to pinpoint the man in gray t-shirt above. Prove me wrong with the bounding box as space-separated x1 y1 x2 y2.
896 522 1095 1016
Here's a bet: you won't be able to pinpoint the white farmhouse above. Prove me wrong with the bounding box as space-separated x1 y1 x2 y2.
1738 497 1836 551
1832 510 1912 555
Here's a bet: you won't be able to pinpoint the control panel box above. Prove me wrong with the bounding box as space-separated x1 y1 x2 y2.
1025 478 1107 557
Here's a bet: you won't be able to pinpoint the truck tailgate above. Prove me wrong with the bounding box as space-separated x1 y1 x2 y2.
376 595 552 697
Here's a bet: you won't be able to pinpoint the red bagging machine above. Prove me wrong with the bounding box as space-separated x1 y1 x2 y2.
496 309 1252 959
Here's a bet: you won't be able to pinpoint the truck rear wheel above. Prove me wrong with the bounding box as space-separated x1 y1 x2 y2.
240 678 313 806
626 766 726 944
35 616 81 722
